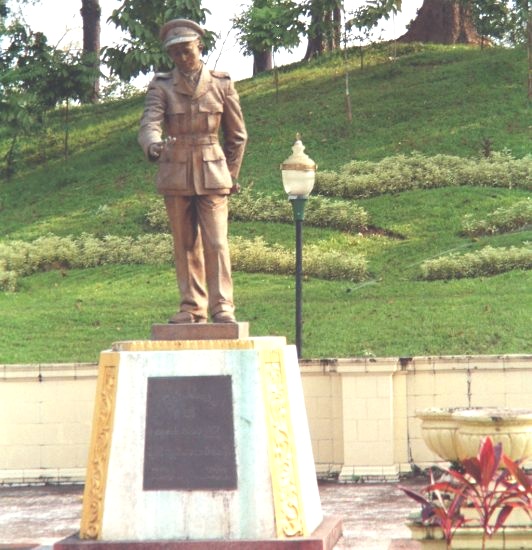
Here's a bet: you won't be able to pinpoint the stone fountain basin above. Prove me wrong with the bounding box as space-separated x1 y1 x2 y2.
416 407 532 462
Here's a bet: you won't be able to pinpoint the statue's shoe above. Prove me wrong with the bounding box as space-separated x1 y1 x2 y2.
212 311 237 323
168 311 207 324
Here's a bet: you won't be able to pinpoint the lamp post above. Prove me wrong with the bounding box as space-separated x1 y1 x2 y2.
280 133 317 359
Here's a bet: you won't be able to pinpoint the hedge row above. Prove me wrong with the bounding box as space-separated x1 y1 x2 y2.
145 188 370 233
315 152 532 199
461 197 532 236
0 233 368 292
420 245 532 280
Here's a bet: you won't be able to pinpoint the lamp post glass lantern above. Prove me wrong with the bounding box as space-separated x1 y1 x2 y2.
280 134 317 358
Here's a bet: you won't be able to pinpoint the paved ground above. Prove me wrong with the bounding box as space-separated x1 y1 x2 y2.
0 478 425 549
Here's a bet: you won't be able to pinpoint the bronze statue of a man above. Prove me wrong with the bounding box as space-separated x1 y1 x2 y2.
138 19 247 324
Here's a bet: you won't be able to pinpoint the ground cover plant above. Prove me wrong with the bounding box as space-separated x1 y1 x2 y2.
420 245 532 280
0 42 530 363
461 197 532 236
315 152 531 199
400 437 532 550
0 233 368 292
144 188 371 233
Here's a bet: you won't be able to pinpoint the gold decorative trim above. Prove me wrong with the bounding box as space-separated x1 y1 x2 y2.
259 348 307 538
80 352 120 539
111 336 286 353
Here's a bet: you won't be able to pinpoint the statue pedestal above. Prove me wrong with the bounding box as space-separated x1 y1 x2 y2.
55 333 341 549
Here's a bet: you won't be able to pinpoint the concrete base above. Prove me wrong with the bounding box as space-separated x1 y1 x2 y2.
55 516 342 550
79 337 327 542
150 323 249 341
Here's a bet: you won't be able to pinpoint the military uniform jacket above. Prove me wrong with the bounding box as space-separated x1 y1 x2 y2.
138 66 247 195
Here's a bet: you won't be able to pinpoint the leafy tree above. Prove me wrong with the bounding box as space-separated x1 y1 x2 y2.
104 0 213 81
0 17 95 174
346 0 402 69
233 0 304 75
504 0 529 45
471 0 509 46
346 0 402 31
0 0 8 25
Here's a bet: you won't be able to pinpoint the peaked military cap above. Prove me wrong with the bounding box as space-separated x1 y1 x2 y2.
160 19 205 49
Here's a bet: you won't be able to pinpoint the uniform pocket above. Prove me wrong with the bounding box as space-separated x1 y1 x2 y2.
166 104 187 135
199 101 223 114
199 102 223 133
202 145 232 189
157 147 188 192
160 144 187 163
167 99 187 115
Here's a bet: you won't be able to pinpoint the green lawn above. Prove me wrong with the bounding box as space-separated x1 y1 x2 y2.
0 43 530 362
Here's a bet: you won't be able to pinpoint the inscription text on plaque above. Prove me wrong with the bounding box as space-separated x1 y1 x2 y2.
143 375 237 491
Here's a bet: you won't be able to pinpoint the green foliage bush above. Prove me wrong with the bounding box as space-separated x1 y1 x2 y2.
144 188 370 233
420 245 532 280
0 234 174 291
230 237 367 281
144 200 168 232
0 267 17 293
0 233 368 291
462 197 532 236
315 152 532 199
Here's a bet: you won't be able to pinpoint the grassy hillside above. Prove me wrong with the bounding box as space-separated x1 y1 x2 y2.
0 43 530 363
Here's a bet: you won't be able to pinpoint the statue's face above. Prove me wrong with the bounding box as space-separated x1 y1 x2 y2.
168 40 202 73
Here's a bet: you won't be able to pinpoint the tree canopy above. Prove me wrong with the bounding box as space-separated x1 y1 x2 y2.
2 0 528 84
104 0 214 81
233 0 304 74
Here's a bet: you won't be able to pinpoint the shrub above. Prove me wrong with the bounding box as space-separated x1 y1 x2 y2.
144 199 168 232
460 152 531 189
420 245 532 280
304 196 369 232
0 233 367 291
0 266 17 293
315 152 532 199
401 437 532 550
304 244 367 281
144 189 370 233
230 237 293 275
462 197 532 236
230 237 367 281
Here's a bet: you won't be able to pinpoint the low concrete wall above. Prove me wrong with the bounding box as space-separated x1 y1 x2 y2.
1 354 530 485
301 354 532 481
0 363 96 485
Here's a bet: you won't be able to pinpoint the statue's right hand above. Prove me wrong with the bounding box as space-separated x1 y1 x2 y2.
148 142 164 160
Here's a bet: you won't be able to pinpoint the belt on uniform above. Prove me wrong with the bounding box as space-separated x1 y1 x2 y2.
169 135 219 145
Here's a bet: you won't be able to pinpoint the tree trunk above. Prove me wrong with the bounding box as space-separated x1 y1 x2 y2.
80 0 101 102
305 4 327 60
304 1 343 60
399 0 483 45
332 5 342 50
304 34 324 60
253 49 273 75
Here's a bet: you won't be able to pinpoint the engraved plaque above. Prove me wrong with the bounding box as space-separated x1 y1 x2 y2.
143 375 237 491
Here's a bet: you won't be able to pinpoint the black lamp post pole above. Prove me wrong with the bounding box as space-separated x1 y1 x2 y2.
291 197 307 359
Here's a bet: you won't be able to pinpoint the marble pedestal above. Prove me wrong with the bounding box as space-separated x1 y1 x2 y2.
55 334 341 549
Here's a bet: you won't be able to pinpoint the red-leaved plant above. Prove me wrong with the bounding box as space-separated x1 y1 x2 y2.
400 437 532 550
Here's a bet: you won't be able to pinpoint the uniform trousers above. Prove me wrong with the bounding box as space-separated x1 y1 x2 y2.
164 194 234 319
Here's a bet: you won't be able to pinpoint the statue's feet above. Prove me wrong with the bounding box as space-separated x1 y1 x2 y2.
168 311 207 324
212 311 237 323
